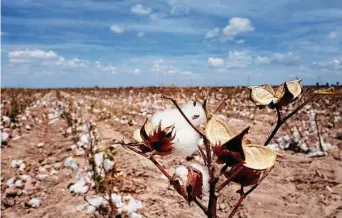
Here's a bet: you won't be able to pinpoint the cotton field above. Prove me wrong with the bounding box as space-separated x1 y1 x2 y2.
1 86 342 218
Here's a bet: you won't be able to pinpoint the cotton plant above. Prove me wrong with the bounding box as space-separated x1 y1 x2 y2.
119 80 339 218
63 118 144 217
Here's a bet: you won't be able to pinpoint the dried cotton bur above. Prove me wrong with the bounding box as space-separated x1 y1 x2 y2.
118 78 339 218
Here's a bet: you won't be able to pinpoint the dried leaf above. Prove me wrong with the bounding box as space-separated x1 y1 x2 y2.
133 129 142 142
248 85 278 106
243 144 277 170
205 115 233 145
285 79 303 98
213 126 249 166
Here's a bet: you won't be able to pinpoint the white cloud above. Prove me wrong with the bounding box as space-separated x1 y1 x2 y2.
131 4 152 15
110 25 124 34
235 39 245 44
9 49 58 61
313 58 342 71
255 56 271 64
327 31 337 39
208 57 224 68
255 52 300 66
205 28 220 39
137 32 145 37
168 0 190 15
226 50 252 69
8 49 116 74
223 17 254 40
133 68 141 75
150 59 193 76
149 12 168 20
272 52 300 66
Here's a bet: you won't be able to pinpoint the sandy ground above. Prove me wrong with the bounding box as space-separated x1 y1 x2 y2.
1 89 342 218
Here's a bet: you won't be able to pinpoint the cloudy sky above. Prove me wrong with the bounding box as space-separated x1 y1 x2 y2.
1 0 342 87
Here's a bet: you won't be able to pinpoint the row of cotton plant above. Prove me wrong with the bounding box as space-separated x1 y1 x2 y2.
268 104 337 157
60 97 144 217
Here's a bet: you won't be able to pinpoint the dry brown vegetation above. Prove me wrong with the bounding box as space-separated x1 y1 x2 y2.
1 86 342 218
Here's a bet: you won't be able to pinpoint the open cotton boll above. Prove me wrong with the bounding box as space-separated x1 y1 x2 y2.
79 134 90 147
119 195 143 215
103 159 114 172
29 198 41 208
152 109 188 130
129 212 144 218
172 128 200 155
7 177 15 188
85 196 108 214
64 156 79 176
94 152 104 168
191 163 209 194
181 101 206 127
10 159 23 168
151 101 206 131
174 165 189 184
70 178 89 194
1 131 9 144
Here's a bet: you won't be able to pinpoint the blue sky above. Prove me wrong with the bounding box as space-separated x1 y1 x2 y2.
1 0 342 87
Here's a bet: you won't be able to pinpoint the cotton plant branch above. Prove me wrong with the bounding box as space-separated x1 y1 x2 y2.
264 94 316 146
120 141 209 214
160 95 219 218
227 166 274 218
216 164 244 193
264 87 341 146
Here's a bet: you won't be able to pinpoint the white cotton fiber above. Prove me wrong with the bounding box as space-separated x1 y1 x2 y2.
69 178 89 194
191 163 209 194
174 165 189 184
181 101 207 127
150 101 206 156
172 128 201 155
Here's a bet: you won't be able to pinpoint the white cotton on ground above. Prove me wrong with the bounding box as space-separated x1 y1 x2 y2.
69 178 89 194
29 198 41 208
79 134 90 147
111 194 143 216
2 116 11 128
7 177 15 188
10 159 24 168
85 196 108 214
64 156 79 176
190 163 209 194
1 131 9 144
